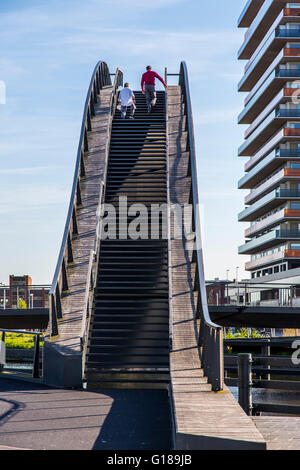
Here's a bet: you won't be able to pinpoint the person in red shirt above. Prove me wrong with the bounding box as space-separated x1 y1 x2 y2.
141 65 167 113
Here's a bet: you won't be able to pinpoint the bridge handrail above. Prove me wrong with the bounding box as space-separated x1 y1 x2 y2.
79 68 123 363
178 61 224 390
48 61 122 337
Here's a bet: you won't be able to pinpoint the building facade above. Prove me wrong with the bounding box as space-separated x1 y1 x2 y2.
238 0 300 280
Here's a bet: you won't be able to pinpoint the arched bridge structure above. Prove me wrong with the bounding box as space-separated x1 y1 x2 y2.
43 61 265 449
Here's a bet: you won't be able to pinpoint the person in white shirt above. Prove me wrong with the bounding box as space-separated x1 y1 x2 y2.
118 83 136 120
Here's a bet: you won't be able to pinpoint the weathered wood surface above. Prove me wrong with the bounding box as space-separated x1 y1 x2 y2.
167 85 266 450
47 87 113 354
253 416 300 450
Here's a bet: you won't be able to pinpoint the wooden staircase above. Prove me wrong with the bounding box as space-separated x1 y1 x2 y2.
84 91 170 389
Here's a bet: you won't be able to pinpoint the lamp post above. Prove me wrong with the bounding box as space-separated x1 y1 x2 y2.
226 269 230 305
236 267 240 304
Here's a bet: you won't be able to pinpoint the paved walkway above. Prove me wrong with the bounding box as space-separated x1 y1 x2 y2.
0 377 172 450
253 417 300 450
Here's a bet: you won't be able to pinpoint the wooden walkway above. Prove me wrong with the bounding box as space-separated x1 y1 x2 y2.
253 416 300 450
167 85 266 450
46 87 112 356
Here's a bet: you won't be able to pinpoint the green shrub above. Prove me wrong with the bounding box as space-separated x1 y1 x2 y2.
4 333 44 350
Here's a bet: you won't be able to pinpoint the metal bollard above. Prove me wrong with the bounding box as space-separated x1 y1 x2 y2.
238 353 253 416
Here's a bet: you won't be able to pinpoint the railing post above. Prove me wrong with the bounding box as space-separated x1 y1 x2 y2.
50 294 59 336
33 334 40 379
238 353 253 416
0 331 6 371
67 233 74 264
72 207 79 236
55 285 63 319
211 328 224 391
80 152 86 178
261 339 271 381
84 128 89 152
62 258 69 292
77 181 82 206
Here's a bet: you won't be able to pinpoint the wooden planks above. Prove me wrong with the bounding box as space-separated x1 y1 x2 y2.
253 416 300 450
167 85 266 450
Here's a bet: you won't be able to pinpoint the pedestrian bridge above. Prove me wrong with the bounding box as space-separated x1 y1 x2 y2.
29 61 266 449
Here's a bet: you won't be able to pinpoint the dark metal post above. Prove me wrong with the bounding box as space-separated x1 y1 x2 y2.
261 339 271 381
33 335 40 379
0 331 5 371
238 353 253 416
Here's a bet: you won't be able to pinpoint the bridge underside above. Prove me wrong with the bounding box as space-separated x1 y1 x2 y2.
210 306 300 328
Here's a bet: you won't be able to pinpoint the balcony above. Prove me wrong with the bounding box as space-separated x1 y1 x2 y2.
245 209 286 238
239 3 300 60
245 250 286 271
239 111 300 157
284 47 300 56
285 8 300 17
239 41 300 93
239 231 280 255
245 209 300 238
244 168 285 204
284 127 300 136
238 0 265 28
239 229 300 255
238 189 300 222
286 249 300 258
239 71 288 124
244 90 287 139
239 149 300 189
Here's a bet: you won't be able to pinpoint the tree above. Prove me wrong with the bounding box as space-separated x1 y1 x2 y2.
18 298 27 309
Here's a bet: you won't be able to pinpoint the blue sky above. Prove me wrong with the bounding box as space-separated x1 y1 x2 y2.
0 0 248 285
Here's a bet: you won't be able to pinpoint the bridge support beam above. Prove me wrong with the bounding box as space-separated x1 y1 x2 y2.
43 342 82 388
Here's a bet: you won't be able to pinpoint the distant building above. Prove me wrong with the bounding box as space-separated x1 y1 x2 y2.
206 279 228 305
0 275 49 309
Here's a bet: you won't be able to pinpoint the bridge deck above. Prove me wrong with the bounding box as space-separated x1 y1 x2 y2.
167 85 266 450
0 378 172 450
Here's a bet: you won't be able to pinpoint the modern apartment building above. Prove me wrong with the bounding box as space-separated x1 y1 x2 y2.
238 1 300 280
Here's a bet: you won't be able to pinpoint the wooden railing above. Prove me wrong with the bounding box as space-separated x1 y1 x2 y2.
284 168 300 177
177 62 224 391
48 61 123 337
284 128 300 137
284 48 300 56
285 249 300 258
284 209 300 217
284 8 300 17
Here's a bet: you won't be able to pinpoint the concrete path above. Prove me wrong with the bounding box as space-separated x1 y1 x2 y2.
0 378 173 450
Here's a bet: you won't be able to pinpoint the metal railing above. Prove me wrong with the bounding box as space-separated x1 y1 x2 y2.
48 61 123 337
176 62 223 391
225 352 300 416
164 73 173 351
0 329 43 379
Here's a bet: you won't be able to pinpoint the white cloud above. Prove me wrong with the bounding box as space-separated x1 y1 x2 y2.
0 184 69 215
